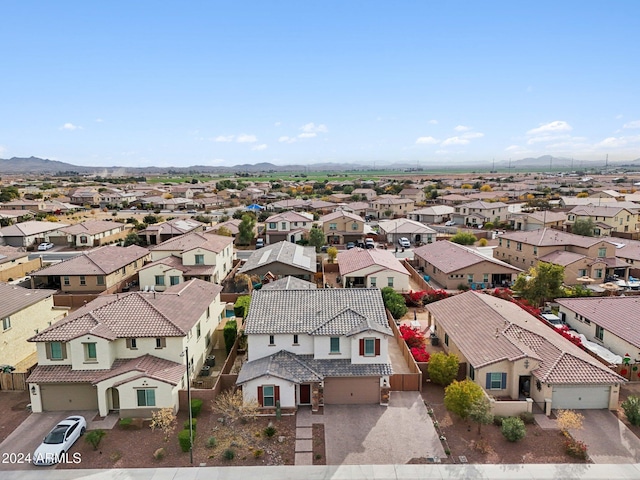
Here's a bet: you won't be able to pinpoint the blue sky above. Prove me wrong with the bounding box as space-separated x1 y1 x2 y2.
1 1 639 168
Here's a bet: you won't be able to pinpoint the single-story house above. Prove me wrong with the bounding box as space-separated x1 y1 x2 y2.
337 248 410 290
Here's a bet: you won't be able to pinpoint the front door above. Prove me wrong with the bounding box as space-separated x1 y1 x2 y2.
299 384 311 404
111 387 120 411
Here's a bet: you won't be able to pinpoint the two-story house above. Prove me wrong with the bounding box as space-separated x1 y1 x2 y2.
494 228 629 285
263 211 314 244
30 245 150 293
53 220 130 247
399 188 426 204
566 205 639 235
507 211 567 231
369 197 415 219
426 291 625 413
138 218 205 245
139 232 234 289
26 279 225 417
237 289 393 411
319 211 366 245
451 201 509 227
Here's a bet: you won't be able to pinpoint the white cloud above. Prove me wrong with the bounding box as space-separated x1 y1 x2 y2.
415 136 439 145
616 114 623 119
298 132 317 139
596 135 640 148
441 136 470 146
236 134 257 143
214 135 235 142
251 144 268 151
454 125 471 132
60 122 82 131
95 118 103 123
274 122 282 127
505 145 522 152
462 132 484 139
278 136 296 144
623 120 640 129
527 120 572 136
428 119 438 125
300 122 328 134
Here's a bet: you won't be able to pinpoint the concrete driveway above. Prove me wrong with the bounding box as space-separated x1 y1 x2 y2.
321 391 445 465
569 410 640 464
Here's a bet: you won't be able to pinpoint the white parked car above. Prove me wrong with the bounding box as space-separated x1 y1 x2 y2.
33 415 86 466
398 237 411 248
38 242 54 251
444 220 456 226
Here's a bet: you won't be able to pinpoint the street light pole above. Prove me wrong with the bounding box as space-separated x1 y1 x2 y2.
184 345 193 464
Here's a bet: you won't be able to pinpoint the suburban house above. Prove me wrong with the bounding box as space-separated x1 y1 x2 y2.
413 241 521 289
399 188 426 204
589 189 626 200
138 218 205 245
438 194 470 205
261 276 317 290
26 279 225 417
613 239 640 276
369 197 415 219
53 220 130 247
337 248 410 290
237 289 393 410
407 205 455 224
69 189 101 206
494 228 629 285
139 196 192 211
0 245 42 282
238 241 316 281
319 211 366 245
0 283 64 372
426 291 625 412
0 221 70 247
31 245 150 293
507 211 567 231
566 205 639 235
0 199 48 212
558 196 618 208
139 232 234 289
377 218 436 246
263 211 314 244
169 186 194 199
451 201 509 227
351 188 377 201
555 297 640 362
210 219 241 237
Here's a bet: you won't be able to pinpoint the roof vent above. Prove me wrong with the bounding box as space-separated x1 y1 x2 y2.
495 328 499 338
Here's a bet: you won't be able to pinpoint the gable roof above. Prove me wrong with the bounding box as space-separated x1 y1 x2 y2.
138 255 216 276
151 231 233 254
141 218 204 236
33 245 149 276
378 218 437 235
261 276 317 290
319 210 365 223
426 291 624 384
28 279 222 342
499 228 610 249
413 241 522 274
338 248 410 276
569 205 633 217
409 205 455 216
238 241 316 274
0 245 29 264
0 220 69 237
244 288 392 336
458 200 508 209
265 211 312 223
0 283 56 319
57 220 124 235
555 296 640 349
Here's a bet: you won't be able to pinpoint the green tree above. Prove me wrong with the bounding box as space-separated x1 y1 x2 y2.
0 186 20 203
238 214 256 245
571 218 595 237
427 352 459 386
450 232 477 245
468 396 494 434
501 417 526 442
621 396 640 426
143 214 161 224
216 226 232 237
513 262 564 307
327 246 338 263
381 287 408 319
444 379 484 419
308 226 325 252
123 232 145 247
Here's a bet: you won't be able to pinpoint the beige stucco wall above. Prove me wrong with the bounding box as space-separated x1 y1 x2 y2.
323 216 365 236
55 255 148 293
116 377 179 418
417 257 519 290
341 265 410 291
0 258 42 282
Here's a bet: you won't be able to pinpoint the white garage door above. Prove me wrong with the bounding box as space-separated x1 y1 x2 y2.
41 383 98 411
552 385 610 409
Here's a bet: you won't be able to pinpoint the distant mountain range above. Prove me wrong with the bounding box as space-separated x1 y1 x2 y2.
1 155 639 175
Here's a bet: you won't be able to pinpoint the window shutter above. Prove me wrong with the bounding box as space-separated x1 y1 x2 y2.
375 338 381 356
257 386 263 406
45 342 52 360
61 343 67 359
486 373 491 388
160 337 166 348
126 338 132 349
359 339 365 356
275 386 280 403
501 373 507 390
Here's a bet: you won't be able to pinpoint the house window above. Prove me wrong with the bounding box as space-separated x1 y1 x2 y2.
498 238 502 247
196 322 201 339
329 223 337 230
444 333 449 346
483 274 489 284
487 372 506 390
121 267 126 275
352 222 358 230
207 306 210 318
598 247 606 258
48 341 64 360
2 317 11 331
80 235 88 244
63 276 70 286
84 343 97 361
506 240 510 248
262 385 275 407
467 274 473 283
269 335 275 346
330 337 340 353
195 254 204 265
137 389 156 407
293 334 299 345
268 222 277 229
370 277 377 287
533 246 538 255
595 325 604 341
170 276 180 286
127 338 138 349
79 276 86 286
516 242 522 251
96 275 105 286
281 222 287 230
469 365 475 380
364 338 376 356
155 275 165 286
205 332 211 347
578 269 587 277
595 269 603 279
387 277 394 287
155 337 166 349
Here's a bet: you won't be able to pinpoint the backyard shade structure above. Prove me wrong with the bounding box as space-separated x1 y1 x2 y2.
245 204 264 211
576 276 595 283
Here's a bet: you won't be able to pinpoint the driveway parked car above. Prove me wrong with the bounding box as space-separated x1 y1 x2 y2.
255 238 264 249
33 415 86 466
365 238 375 249
37 242 54 251
346 242 356 249
398 237 410 248
444 220 456 226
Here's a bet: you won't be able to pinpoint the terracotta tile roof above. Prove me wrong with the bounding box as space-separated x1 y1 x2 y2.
0 283 56 319
29 279 222 342
537 250 586 266
556 296 640 349
0 220 69 237
150 231 232 254
319 211 365 223
413 241 522 274
32 245 149 276
138 255 216 276
58 220 125 235
426 291 624 385
338 248 410 276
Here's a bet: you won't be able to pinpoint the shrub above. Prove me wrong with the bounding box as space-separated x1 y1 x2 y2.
234 295 251 318
478 238 488 247
178 429 195 453
501 417 526 442
190 398 204 418
263 424 277 438
381 287 408 319
183 418 197 431
621 396 640 426
253 449 264 458
223 448 235 460
427 352 459 386
444 379 484 419
119 417 132 427
457 283 470 291
85 429 106 450
564 438 588 459
153 447 166 460
493 415 505 426
224 319 238 355
206 436 217 448
519 411 535 425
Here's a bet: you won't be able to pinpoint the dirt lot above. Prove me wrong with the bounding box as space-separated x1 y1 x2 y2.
420 383 588 464
0 391 31 444
61 410 295 469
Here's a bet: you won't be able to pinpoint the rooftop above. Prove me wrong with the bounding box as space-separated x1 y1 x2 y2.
0 283 56 319
413 241 522 274
32 245 149 276
238 241 316 274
